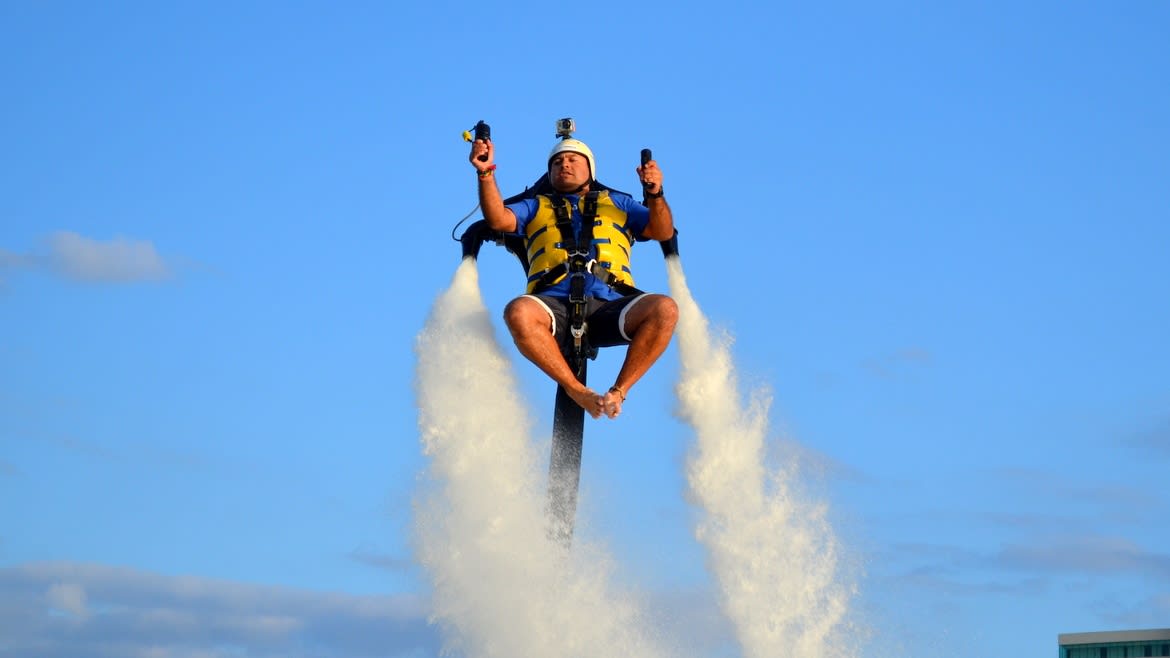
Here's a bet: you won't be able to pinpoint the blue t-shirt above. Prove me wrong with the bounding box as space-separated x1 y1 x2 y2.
507 191 650 301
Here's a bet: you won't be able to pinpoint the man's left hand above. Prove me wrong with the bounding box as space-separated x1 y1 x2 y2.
637 160 663 196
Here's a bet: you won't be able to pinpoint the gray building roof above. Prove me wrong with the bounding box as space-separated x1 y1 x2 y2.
1060 629 1170 646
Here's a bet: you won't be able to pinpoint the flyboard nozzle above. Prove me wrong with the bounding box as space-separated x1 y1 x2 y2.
460 219 490 260
659 229 680 258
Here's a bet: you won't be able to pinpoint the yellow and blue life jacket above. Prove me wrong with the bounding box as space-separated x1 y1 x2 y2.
525 190 638 295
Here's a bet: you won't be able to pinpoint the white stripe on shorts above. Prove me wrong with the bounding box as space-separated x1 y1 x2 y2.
617 293 650 342
521 294 557 336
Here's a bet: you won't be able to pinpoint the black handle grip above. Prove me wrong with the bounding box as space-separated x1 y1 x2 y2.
640 148 653 189
474 120 491 162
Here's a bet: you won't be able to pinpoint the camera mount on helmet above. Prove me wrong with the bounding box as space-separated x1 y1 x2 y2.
549 118 593 183
555 117 576 140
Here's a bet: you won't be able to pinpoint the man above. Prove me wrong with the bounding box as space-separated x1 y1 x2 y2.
469 134 678 420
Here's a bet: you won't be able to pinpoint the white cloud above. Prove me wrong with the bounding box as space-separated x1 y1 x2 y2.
0 247 30 288
861 346 933 379
1127 416 1170 460
995 536 1170 580
881 532 1170 608
347 547 415 573
0 247 31 270
47 231 171 282
994 467 1164 515
1089 591 1170 628
2 232 178 286
0 561 439 658
0 561 734 658
47 582 89 618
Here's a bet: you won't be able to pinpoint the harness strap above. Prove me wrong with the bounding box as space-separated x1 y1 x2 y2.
589 262 643 297
549 194 575 253
531 192 642 296
581 192 599 247
541 192 603 362
531 261 644 295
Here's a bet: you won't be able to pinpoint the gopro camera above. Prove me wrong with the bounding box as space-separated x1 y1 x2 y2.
555 117 575 139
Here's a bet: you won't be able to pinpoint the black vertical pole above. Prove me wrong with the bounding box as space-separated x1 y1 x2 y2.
547 358 587 547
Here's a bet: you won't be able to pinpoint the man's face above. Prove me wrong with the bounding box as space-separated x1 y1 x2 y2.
550 152 590 191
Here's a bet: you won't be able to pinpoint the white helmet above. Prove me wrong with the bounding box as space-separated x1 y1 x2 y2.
548 138 595 182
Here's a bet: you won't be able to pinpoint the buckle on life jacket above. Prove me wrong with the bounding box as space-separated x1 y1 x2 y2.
567 270 587 350
588 261 643 297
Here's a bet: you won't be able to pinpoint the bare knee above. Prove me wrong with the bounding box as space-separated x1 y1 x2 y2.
627 294 678 335
653 295 679 329
503 297 551 337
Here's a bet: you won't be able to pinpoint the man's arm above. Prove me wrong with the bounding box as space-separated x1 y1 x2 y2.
470 138 517 233
636 159 674 241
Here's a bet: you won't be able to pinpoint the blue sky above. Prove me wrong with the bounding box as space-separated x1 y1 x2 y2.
2 1 1168 656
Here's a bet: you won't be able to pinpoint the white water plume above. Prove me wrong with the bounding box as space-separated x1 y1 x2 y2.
667 257 858 658
413 259 671 658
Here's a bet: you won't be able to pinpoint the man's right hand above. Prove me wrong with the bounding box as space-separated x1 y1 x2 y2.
469 139 494 173
472 138 516 232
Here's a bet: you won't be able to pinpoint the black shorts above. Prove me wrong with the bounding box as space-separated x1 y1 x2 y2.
526 294 650 348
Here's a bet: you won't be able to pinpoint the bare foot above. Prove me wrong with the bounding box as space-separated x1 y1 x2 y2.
601 388 624 419
566 387 604 419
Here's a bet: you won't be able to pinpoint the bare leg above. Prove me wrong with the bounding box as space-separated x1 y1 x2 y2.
602 294 679 418
503 297 605 419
